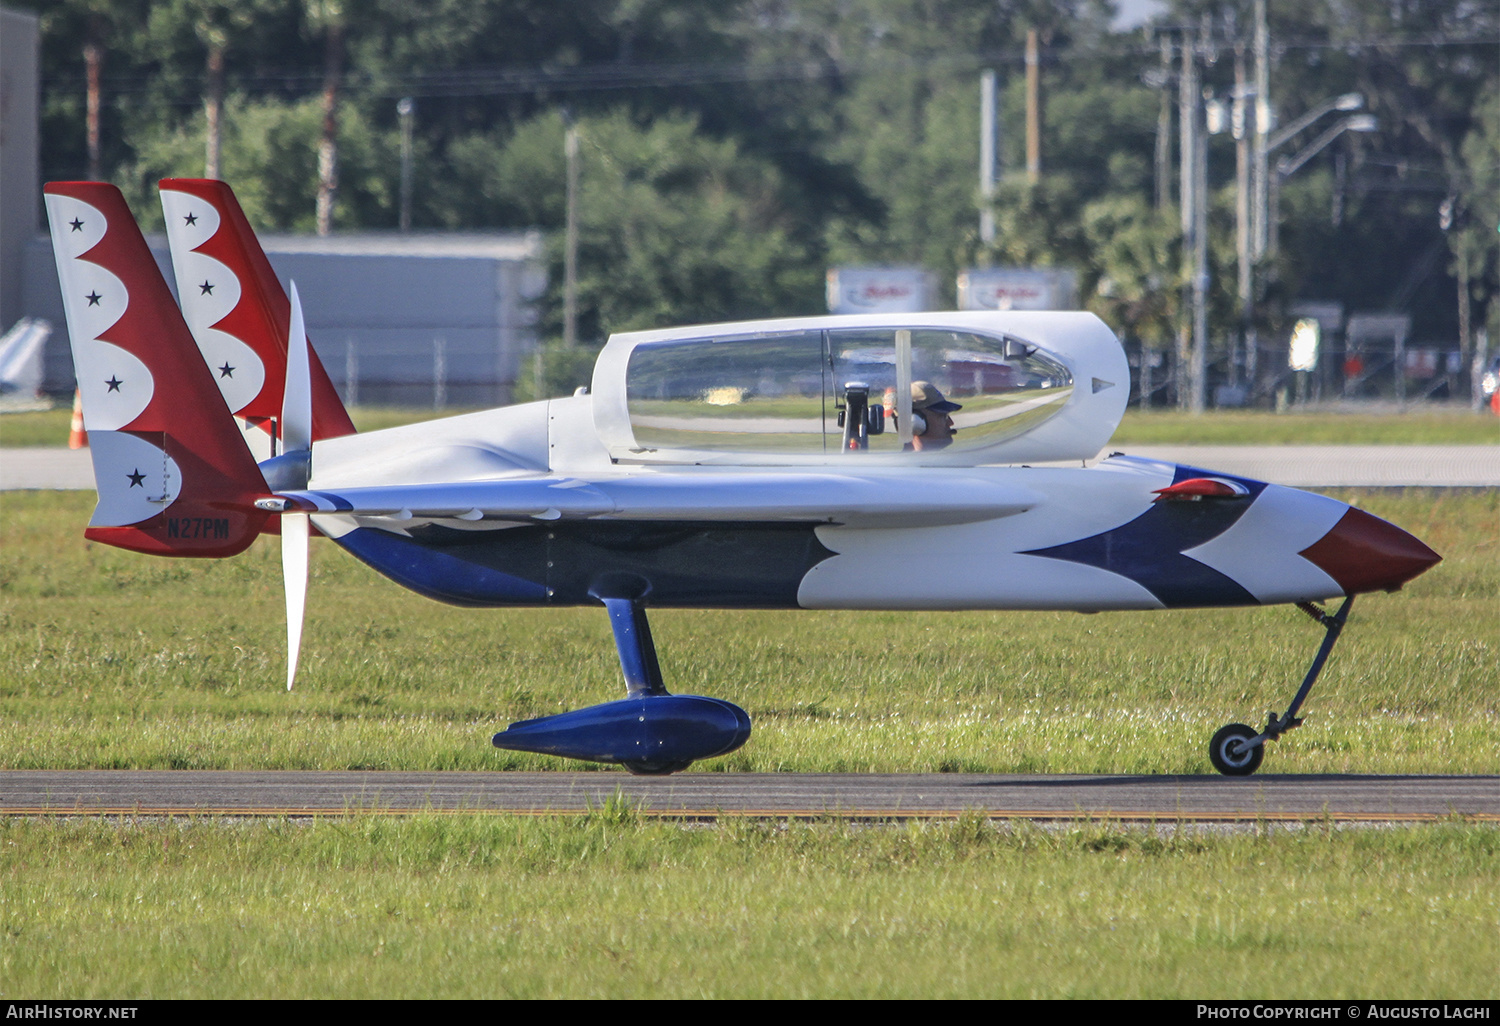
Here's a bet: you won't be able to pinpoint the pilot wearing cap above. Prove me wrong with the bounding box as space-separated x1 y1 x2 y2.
907 380 961 451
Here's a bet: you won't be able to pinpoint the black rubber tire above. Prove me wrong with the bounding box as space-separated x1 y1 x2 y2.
622 759 693 776
1209 723 1264 776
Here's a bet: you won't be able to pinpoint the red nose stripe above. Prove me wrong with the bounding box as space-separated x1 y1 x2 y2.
1299 507 1442 593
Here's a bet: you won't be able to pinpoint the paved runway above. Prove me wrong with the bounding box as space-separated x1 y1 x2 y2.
2 771 1495 822
1117 444 1500 487
4 444 1496 490
1 447 96 490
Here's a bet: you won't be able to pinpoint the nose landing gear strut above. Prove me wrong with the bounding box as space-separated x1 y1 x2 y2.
1209 596 1355 777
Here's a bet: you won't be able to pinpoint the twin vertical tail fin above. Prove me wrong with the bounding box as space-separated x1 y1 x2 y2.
157 181 324 688
156 180 350 688
44 183 270 557
158 178 355 453
156 184 324 690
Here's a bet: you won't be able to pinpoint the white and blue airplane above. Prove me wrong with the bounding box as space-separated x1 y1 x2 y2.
44 180 1441 776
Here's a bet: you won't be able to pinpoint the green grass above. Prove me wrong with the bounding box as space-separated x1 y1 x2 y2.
0 408 71 447
1110 408 1500 445
1 815 1495 998
2 489 1495 999
344 406 487 433
5 403 1497 447
1 489 1494 773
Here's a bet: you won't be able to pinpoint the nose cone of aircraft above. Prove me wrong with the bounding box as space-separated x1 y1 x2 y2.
1299 506 1442 594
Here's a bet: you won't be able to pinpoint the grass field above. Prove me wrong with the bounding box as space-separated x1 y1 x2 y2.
1109 408 1500 445
2 485 1496 998
1 489 1494 774
3 402 1497 447
2 815 1496 998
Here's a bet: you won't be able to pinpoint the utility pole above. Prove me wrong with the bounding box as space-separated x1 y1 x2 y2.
1233 46 1251 390
397 98 414 232
315 12 345 237
1177 30 1197 411
1190 20 1216 414
1457 240 1471 395
1191 73 1209 416
84 41 102 181
1251 0 1269 263
1145 29 1175 410
979 69 998 247
1170 20 1213 415
1248 0 1269 395
1025 30 1041 184
1155 33 1173 211
204 37 225 180
563 115 580 349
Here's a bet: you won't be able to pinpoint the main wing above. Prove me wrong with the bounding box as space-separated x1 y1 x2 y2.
267 471 1042 527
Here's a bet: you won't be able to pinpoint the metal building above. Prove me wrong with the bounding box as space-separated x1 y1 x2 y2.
21 230 547 407
0 7 40 333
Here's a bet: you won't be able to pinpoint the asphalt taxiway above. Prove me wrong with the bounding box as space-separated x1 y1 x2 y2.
2 771 1495 822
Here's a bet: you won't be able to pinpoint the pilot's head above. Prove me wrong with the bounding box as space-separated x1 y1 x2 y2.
910 381 960 450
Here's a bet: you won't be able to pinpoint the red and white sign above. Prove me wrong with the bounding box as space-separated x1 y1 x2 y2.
958 268 1077 311
826 268 937 314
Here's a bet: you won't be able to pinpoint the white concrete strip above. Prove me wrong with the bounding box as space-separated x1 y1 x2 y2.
0 447 95 490
1114 445 1500 487
3 445 1497 491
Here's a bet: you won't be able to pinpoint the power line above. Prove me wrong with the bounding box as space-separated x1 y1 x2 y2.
43 33 1497 100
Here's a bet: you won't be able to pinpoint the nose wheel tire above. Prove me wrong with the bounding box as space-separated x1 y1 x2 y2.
1209 723 1264 776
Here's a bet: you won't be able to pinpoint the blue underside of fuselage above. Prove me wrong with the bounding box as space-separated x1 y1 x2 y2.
334 525 549 606
331 519 837 608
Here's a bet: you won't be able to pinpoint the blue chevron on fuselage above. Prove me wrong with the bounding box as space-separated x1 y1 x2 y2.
1022 464 1269 608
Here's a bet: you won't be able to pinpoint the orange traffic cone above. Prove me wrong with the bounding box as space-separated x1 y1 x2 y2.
68 389 87 448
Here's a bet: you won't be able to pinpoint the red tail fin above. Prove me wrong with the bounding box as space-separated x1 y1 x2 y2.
44 182 269 557
158 178 356 445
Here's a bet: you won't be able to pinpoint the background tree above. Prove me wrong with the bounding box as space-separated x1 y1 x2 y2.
1449 81 1500 380
17 0 1497 401
33 0 150 181
1082 193 1181 354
